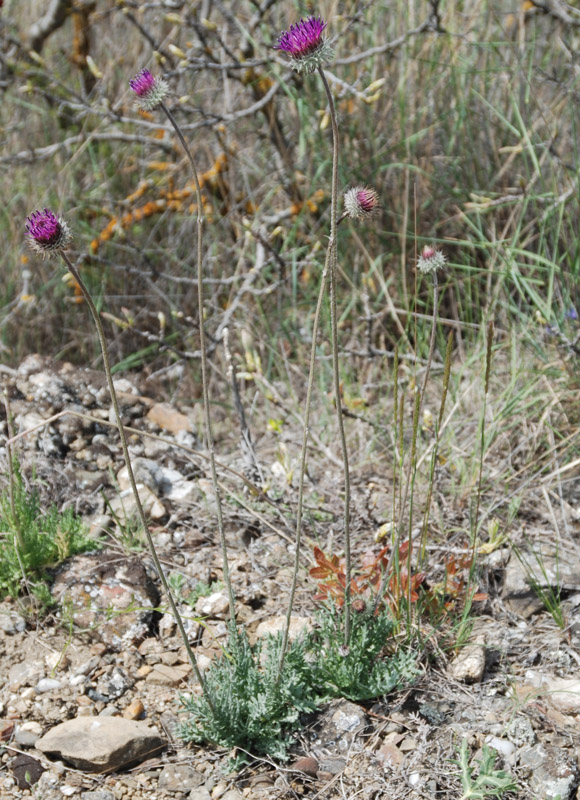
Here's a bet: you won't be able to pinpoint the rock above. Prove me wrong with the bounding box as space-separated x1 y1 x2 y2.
503 553 580 618
36 717 166 772
520 744 578 800
312 699 367 754
51 553 160 650
449 643 486 683
45 651 70 672
485 736 516 760
188 790 211 800
291 756 319 777
14 729 40 747
36 678 64 693
377 740 404 768
254 615 312 642
122 698 145 720
506 716 536 746
221 791 244 800
0 604 26 634
318 757 346 775
96 666 133 700
195 591 229 619
81 792 116 800
8 660 45 689
519 672 580 714
158 764 204 793
0 720 15 741
11 753 45 788
146 663 192 686
109 481 166 521
147 402 192 434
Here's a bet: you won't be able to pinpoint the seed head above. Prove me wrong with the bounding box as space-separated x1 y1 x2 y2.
25 209 72 258
129 68 169 111
343 186 380 220
275 16 333 74
417 244 446 275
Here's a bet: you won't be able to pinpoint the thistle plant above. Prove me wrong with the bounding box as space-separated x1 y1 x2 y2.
274 15 357 669
129 68 236 627
24 209 212 707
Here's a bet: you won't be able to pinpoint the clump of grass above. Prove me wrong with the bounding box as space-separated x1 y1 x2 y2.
0 460 97 600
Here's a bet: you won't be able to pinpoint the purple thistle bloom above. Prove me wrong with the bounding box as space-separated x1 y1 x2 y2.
275 16 333 74
129 68 169 111
25 209 72 258
566 306 578 321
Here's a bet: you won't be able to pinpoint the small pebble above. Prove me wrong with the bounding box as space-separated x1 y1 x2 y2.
36 678 63 693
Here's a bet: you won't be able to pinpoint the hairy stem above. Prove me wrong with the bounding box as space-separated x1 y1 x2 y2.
277 250 330 676
60 251 212 709
318 67 351 646
161 102 236 626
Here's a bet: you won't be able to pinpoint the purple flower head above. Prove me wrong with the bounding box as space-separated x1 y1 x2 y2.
25 209 72 258
343 186 380 220
417 244 446 275
275 16 333 74
566 306 578 322
129 68 169 111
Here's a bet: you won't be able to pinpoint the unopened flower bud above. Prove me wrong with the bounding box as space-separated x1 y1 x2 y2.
417 245 446 275
343 186 380 220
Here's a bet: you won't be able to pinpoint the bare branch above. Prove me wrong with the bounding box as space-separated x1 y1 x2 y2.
28 0 71 53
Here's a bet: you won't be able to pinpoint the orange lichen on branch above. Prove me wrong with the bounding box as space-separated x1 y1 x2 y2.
91 153 230 253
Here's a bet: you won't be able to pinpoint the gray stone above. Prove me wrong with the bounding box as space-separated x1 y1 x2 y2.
8 660 44 688
13 730 40 748
0 605 26 634
81 792 116 800
158 764 204 793
188 790 211 800
530 745 578 800
503 553 580 618
36 717 166 772
51 553 160 650
96 666 133 700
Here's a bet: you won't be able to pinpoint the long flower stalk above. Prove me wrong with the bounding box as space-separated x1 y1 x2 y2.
25 208 212 709
374 248 445 614
128 69 236 626
61 253 212 699
317 66 352 646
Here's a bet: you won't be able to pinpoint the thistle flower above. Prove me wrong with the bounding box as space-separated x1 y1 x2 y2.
275 16 333 74
25 209 72 257
343 186 380 220
129 68 169 111
417 245 446 275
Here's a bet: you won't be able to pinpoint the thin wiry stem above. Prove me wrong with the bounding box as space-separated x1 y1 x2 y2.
161 102 236 626
374 272 439 614
278 249 330 676
60 251 212 710
318 67 352 647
